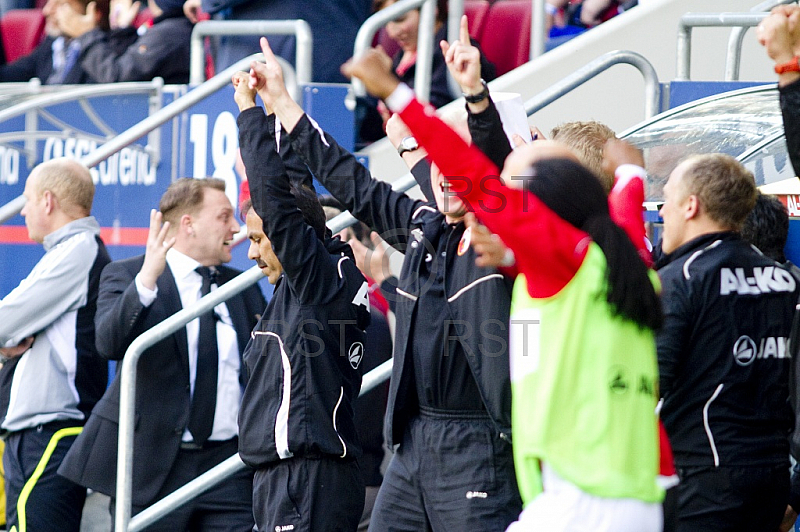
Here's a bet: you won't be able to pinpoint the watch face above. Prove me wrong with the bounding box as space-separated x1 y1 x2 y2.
402 137 418 150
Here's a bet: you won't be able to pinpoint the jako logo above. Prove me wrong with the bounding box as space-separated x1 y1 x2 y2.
348 342 364 369
275 525 295 532
733 335 791 366
466 491 488 499
720 266 796 295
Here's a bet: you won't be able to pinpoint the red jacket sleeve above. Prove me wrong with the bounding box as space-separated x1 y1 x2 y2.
398 98 588 298
607 167 652 267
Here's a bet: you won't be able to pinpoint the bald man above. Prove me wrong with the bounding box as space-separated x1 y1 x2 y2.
0 158 110 532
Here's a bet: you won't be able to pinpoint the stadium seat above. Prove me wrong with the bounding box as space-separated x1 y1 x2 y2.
477 0 531 76
464 0 490 39
0 9 45 64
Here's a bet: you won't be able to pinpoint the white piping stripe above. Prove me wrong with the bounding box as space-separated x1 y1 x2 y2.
412 205 438 220
337 256 349 279
447 274 504 303
683 240 722 280
703 383 724 467
396 288 418 301
254 331 294 459
332 386 347 458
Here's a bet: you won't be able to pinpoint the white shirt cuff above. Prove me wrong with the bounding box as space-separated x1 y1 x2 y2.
614 164 646 190
385 83 415 113
135 273 158 307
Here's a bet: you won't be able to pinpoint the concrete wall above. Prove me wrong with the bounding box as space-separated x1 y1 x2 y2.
362 0 779 185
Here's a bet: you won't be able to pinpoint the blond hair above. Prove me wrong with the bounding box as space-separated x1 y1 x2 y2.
550 121 617 194
31 158 95 217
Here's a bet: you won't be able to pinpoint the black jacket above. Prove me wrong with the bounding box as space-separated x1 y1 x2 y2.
780 78 800 177
287 113 514 447
236 108 370 467
0 36 90 84
78 15 193 84
656 232 797 467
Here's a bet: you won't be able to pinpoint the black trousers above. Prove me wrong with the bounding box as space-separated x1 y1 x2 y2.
368 408 522 532
111 438 253 532
253 455 364 532
3 421 86 532
676 464 789 532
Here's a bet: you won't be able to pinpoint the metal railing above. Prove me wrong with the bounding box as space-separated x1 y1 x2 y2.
524 50 661 119
189 19 312 100
351 0 437 102
677 12 769 81
725 0 798 81
118 173 416 531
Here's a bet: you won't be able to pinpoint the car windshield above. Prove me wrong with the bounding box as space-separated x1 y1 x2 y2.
622 89 786 201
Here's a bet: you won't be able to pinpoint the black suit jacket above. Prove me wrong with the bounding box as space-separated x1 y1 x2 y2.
58 255 265 507
0 36 91 84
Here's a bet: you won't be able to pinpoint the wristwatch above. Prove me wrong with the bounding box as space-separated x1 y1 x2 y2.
397 136 419 157
775 56 800 74
463 79 489 104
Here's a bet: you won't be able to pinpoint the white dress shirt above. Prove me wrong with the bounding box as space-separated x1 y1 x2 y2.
135 248 241 442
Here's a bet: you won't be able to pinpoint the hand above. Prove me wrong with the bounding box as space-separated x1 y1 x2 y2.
440 15 482 95
0 336 34 359
248 37 293 111
139 209 175 290
779 504 798 532
232 71 257 111
385 113 413 149
110 0 140 29
342 47 398 101
464 213 511 268
757 11 799 64
602 138 644 176
349 232 392 285
183 0 202 23
55 0 97 38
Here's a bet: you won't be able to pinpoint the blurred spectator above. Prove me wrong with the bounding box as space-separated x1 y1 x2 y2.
183 0 370 83
0 0 109 83
357 0 496 144
0 0 32 18
546 0 637 32
70 0 193 83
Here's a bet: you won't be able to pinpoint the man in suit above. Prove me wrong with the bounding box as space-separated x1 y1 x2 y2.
58 177 265 531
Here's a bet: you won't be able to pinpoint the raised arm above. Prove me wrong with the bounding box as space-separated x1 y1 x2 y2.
345 50 588 297
234 74 349 304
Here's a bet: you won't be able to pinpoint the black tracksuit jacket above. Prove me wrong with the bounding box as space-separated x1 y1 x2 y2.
287 113 514 447
237 108 370 467
656 232 797 467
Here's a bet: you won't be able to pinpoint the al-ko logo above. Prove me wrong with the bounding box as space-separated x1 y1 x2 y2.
733 335 791 366
720 266 796 295
43 137 156 186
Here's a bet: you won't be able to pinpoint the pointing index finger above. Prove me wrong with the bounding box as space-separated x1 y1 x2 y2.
259 37 277 64
460 14 470 44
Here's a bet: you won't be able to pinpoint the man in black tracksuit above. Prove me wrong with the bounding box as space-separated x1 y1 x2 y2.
655 152 798 532
246 37 521 532
234 74 371 531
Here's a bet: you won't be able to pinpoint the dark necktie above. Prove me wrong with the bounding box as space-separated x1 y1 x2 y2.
188 266 219 445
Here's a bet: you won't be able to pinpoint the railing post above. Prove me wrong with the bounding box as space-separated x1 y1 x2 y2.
524 50 661 120
531 0 547 60
415 0 437 104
